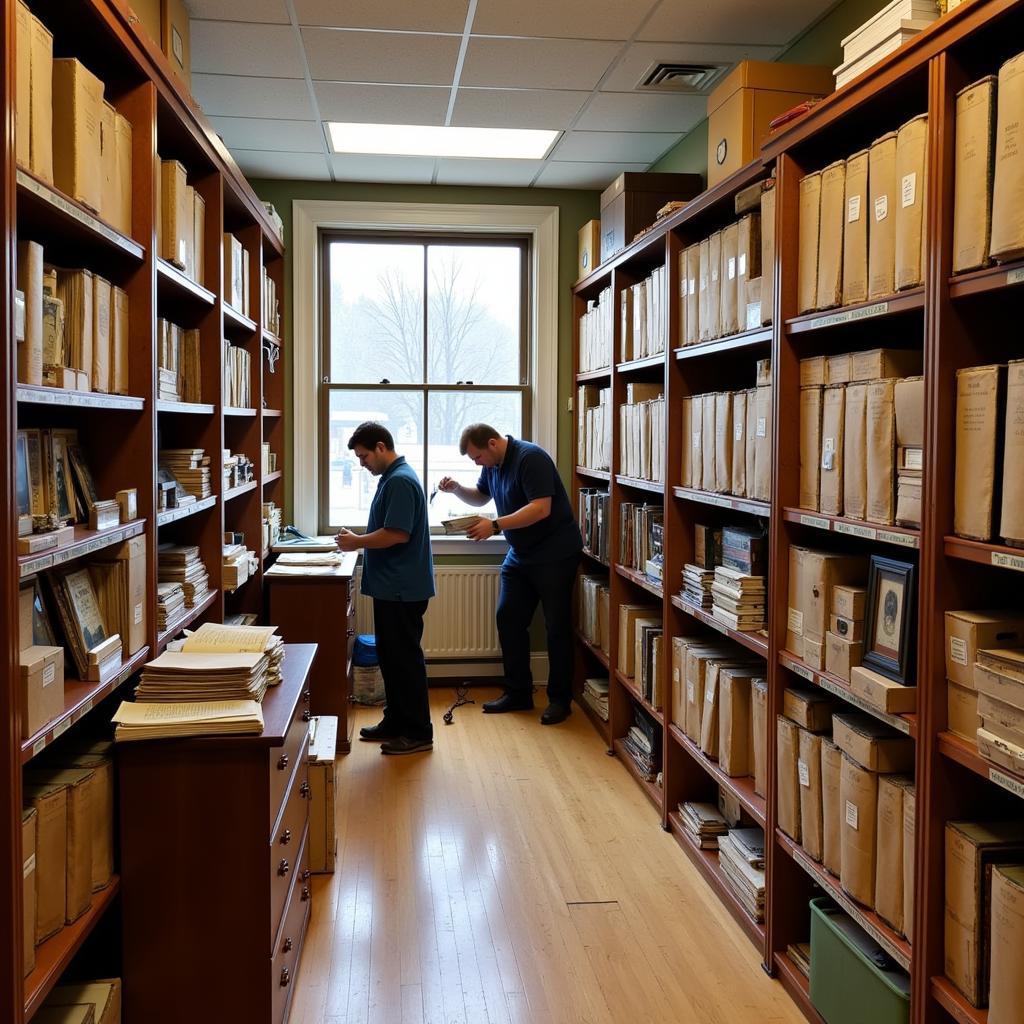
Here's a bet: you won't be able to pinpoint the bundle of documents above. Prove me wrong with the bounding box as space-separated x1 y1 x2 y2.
441 514 490 535
135 650 270 703
158 544 210 608
274 552 343 567
157 319 201 403
621 265 666 361
711 566 766 632
224 341 251 407
578 284 613 372
679 801 730 850
113 699 264 741
622 707 660 781
787 943 812 979
582 677 609 722
263 501 282 549
681 563 715 610
577 385 611 470
717 828 766 923
159 448 211 498
223 544 255 591
834 0 938 89
619 389 665 482
183 621 285 686
156 582 186 631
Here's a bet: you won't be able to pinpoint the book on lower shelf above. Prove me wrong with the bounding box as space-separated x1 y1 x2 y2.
679 801 730 849
582 677 609 722
717 827 766 922
113 698 264 741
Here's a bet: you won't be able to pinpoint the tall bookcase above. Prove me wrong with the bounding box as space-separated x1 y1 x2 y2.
572 2 1024 1022
1 1 286 1019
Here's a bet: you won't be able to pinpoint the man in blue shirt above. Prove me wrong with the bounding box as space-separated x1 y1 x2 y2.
438 424 582 725
336 422 435 754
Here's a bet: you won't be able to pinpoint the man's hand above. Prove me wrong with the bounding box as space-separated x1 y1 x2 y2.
465 517 495 542
437 476 458 493
335 528 362 552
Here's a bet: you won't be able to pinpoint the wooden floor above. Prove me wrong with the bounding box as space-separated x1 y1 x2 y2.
289 688 804 1024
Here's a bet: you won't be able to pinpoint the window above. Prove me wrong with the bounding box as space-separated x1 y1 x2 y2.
319 234 530 530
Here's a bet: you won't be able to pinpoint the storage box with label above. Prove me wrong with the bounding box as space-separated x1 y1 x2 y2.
821 738 843 876
954 364 1004 541
760 184 776 325
784 685 838 732
22 780 66 943
944 610 1024 688
788 547 865 648
827 631 863 682
988 864 1024 1024
49 749 113 892
843 148 870 305
799 729 825 861
844 382 869 519
999 359 1024 545
29 12 54 184
800 386 823 510
577 219 600 279
752 677 768 797
599 172 702 260
719 667 756 777
868 131 898 300
952 77 996 274
876 774 913 934
833 710 914 771
820 384 846 515
817 160 846 311
52 59 104 214
20 645 64 739
894 114 928 290
777 715 802 842
989 51 1024 263
840 754 879 907
850 665 917 714
798 171 822 314
866 378 897 525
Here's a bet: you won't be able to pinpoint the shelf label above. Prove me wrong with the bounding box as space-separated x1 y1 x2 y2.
1008 267 1024 286
990 768 1024 800
77 699 94 721
877 529 918 549
52 718 70 740
32 738 46 757
835 521 877 540
799 514 831 530
992 551 1024 572
703 494 732 508
787 660 816 684
808 302 889 331
20 554 53 577
736 501 769 517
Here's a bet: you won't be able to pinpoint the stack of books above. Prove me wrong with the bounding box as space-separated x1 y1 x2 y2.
582 677 609 722
224 342 251 408
976 648 1024 774
182 622 285 687
718 827 766 923
113 699 264 741
578 284 613 372
159 448 212 499
578 488 609 562
223 542 253 591
134 649 270 703
622 707 660 781
681 563 715 610
577 385 611 470
156 582 186 632
711 566 766 632
678 802 730 850
578 573 610 653
620 503 663 574
158 544 210 609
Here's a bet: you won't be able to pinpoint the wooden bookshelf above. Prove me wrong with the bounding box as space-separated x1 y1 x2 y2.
612 739 662 812
17 385 145 411
948 259 1024 300
614 668 663 726
930 976 989 1024
156 589 221 653
156 257 216 307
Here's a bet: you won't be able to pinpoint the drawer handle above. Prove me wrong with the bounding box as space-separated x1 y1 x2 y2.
300 780 311 798
280 967 291 987
277 754 289 771
303 688 311 703
280 829 292 845
278 859 290 877
302 709 311 722
302 868 311 882
347 627 355 637
302 886 310 902
283 937 293 953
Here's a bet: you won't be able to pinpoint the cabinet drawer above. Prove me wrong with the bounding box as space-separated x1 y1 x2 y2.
269 694 310 827
272 828 311 1024
269 760 309 948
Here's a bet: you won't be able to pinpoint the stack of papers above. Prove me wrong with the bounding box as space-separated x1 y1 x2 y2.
274 552 344 567
158 543 210 609
679 801 729 850
718 827 766 923
681 563 714 610
134 651 270 703
711 566 766 632
160 448 212 498
582 677 609 722
183 622 285 686
156 582 186 632
113 699 264 742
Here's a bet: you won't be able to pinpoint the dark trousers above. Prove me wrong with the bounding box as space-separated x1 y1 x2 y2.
373 598 432 741
496 553 580 707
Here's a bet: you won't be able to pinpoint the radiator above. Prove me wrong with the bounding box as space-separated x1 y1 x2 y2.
354 566 501 659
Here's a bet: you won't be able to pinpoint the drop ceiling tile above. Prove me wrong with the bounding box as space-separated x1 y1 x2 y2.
188 0 288 23
472 0 653 41
315 82 450 125
192 75 314 120
303 28 462 86
210 116 324 152
552 130 680 163
450 87 588 129
460 37 621 90
191 22 306 78
602 40 781 93
534 160 648 190
330 153 437 184
577 91 706 132
294 0 470 32
434 158 545 186
638 0 834 46
231 149 331 180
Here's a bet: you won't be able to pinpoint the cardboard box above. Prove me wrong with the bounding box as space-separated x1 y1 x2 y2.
784 685 837 732
840 754 878 908
799 386 823 511
842 148 870 305
876 775 912 934
954 364 1004 541
989 865 1024 1023
91 275 111 394
684 244 700 344
833 711 914 772
777 715 802 842
161 160 190 269
850 664 917 714
700 662 721 758
752 677 768 797
20 645 64 739
821 738 843 876
671 637 687 729
745 388 758 497
720 221 739 336
850 348 923 382
731 390 747 497
868 131 898 300
760 184 776 325
895 114 928 290
894 376 924 448
820 384 846 516
19 582 34 652
944 610 1024 688
702 392 716 492
52 751 113 891
945 820 1024 1006
736 212 760 325
746 275 762 330
112 287 129 396
826 631 863 683
707 230 722 341
99 101 118 229
599 171 702 259
799 729 824 861
22 781 66 943
817 160 846 311
826 352 851 385
1000 359 1024 545
577 219 600 280
989 52 1024 262
979 691 1024 747
805 637 825 670
833 584 867 621
801 355 825 388
752 384 771 500
903 783 916 943
975 661 1024 713
719 668 756 776
714 390 733 492
694 522 721 569
683 646 729 742
798 171 821 314
16 2 31 167
791 547 865 645
830 613 863 642
22 806 35 977
952 77 995 274
866 378 896 525
52 59 104 213
29 13 54 185
843 382 868 519
947 682 979 741
16 239 43 386
977 726 1024 773
44 979 121 1024
114 113 133 237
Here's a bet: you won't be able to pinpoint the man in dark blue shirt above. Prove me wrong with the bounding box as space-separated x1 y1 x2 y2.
336 422 435 754
438 424 582 724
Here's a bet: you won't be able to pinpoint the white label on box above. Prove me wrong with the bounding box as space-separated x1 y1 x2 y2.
845 800 859 829
728 257 736 280
992 551 1024 572
739 254 746 276
1008 267 1024 287
689 277 696 296
42 664 55 686
798 759 810 787
874 195 888 221
735 423 744 441
23 854 36 878
756 418 767 438
824 437 835 453
788 608 804 633
822 450 835 471
746 302 762 330
692 431 700 449
687 681 695 703
52 719 70 740
950 636 968 667
712 265 719 282
134 602 143 625
991 768 1024 799
848 195 862 222
901 172 917 208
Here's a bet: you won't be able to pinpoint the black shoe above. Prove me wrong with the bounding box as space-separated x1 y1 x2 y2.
380 736 433 755
360 721 401 741
540 703 571 725
482 692 535 713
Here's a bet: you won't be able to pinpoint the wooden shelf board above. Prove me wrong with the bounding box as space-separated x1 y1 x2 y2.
156 399 215 415
674 487 770 518
224 406 258 417
938 731 1024 799
575 367 612 383
616 353 665 374
157 590 220 653
576 690 611 745
156 494 217 528
783 508 920 549
784 289 925 335
931 975 989 1024
949 260 1024 300
667 811 766 951
612 738 663 812
156 257 216 306
670 594 769 659
668 723 766 828
17 385 145 411
777 651 916 738
225 480 258 502
223 303 258 336
773 953 823 1024
263 470 283 484
581 547 609 568
613 668 664 726
262 329 281 347
945 535 1024 573
614 564 663 599
19 520 147 579
576 466 611 482
21 647 150 764
673 326 772 360
262 408 283 418
576 629 611 671
615 474 664 495
775 828 912 972
24 876 121 1020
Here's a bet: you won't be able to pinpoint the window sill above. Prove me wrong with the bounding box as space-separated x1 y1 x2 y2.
430 536 508 555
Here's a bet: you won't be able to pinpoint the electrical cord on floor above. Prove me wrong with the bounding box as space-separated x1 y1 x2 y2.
443 684 475 725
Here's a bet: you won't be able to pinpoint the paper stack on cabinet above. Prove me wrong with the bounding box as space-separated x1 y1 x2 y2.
182 621 285 686
113 699 264 741
133 650 270 703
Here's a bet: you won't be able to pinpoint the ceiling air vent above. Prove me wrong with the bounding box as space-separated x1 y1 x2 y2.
637 62 729 93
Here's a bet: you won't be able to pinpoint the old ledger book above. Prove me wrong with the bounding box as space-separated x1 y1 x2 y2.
990 51 1024 262
112 699 264 741
868 131 898 299
1000 359 1024 545
894 114 928 291
798 171 821 314
952 77 996 273
817 160 845 311
954 364 1004 540
842 149 870 305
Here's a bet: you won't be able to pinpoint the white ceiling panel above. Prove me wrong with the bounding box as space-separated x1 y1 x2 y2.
231 149 332 180
315 82 450 125
191 22 306 78
451 88 589 129
191 74 315 120
330 153 437 184
294 0 470 33
435 158 545 187
534 160 648 190
209 116 324 153
460 37 621 90
577 91 706 132
601 40 781 93
472 0 654 41
638 0 835 46
552 130 680 164
303 28 462 85
188 0 289 23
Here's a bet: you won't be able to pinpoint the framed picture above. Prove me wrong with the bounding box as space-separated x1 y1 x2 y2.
863 555 916 684
31 578 56 647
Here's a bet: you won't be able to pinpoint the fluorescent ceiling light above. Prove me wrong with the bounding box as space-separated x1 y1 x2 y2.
326 122 560 160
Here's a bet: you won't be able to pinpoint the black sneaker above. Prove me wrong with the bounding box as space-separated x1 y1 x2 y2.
540 703 571 725
360 721 401 741
482 692 535 713
380 736 433 755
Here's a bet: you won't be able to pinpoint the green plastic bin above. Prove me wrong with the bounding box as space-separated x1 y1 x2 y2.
808 897 910 1024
